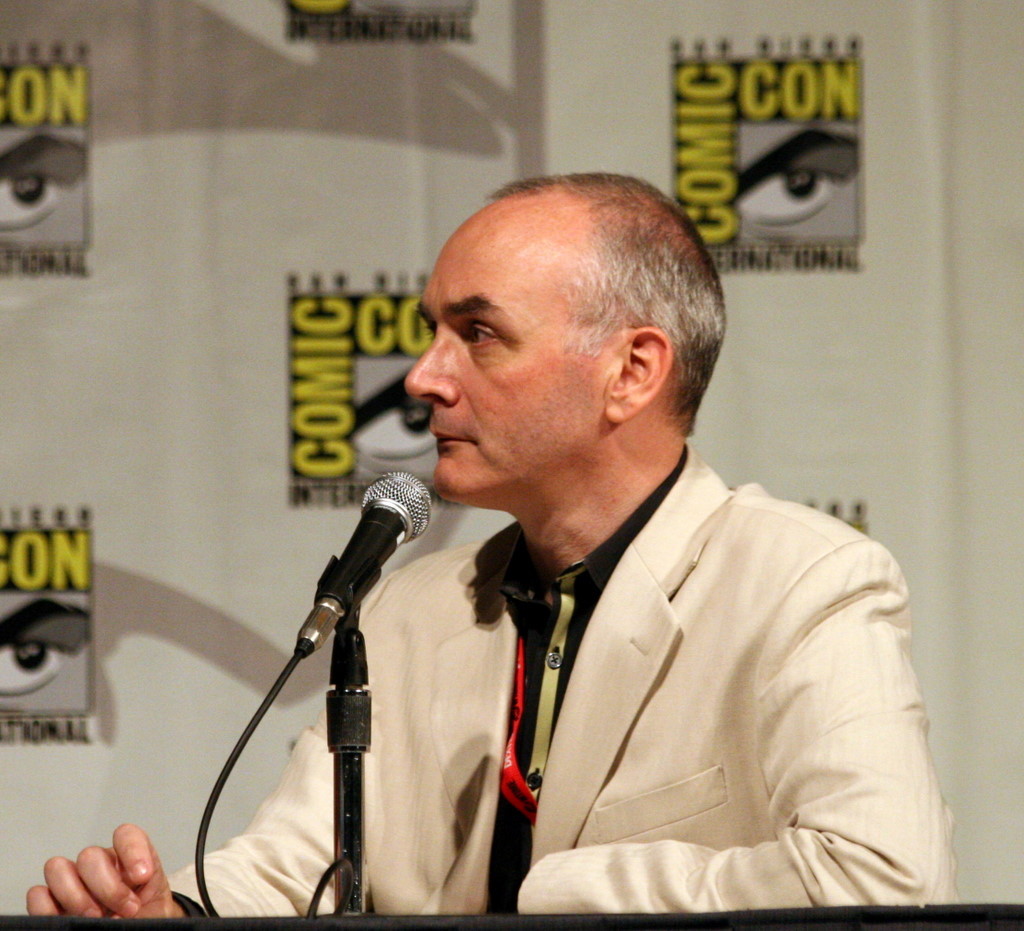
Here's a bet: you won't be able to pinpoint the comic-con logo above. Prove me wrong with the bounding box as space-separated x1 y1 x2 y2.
0 44 89 277
674 37 861 273
289 274 435 507
286 0 475 43
0 509 92 738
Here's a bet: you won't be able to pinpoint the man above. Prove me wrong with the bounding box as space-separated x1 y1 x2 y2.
27 173 956 917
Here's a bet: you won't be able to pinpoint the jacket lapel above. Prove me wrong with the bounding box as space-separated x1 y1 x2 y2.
532 448 733 860
428 529 518 906
431 604 516 835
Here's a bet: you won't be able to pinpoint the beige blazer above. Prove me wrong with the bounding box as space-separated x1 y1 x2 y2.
171 449 956 915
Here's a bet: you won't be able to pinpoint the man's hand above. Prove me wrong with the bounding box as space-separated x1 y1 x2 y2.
26 823 184 918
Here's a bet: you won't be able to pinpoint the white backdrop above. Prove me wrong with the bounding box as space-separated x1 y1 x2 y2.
1 0 1022 913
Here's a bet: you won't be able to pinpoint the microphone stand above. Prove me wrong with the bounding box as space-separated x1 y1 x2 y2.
327 613 369 913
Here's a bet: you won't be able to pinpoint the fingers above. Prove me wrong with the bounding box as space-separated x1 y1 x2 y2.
27 824 171 919
32 851 131 918
111 823 159 887
26 884 63 916
75 845 143 917
111 823 180 917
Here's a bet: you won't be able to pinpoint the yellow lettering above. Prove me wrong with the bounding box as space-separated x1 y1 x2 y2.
49 66 88 125
292 402 355 440
396 296 432 356
676 101 735 121
292 439 355 478
738 60 778 121
289 0 349 11
50 530 90 590
820 59 859 119
291 336 353 355
8 531 49 590
675 60 739 246
8 67 48 126
780 60 819 120
291 297 353 336
676 62 736 101
291 295 358 479
685 205 738 246
675 122 735 169
355 295 397 356
739 59 860 121
676 168 737 206
291 356 353 403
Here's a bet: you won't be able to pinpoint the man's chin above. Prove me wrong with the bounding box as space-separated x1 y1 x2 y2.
431 476 480 507
431 464 507 511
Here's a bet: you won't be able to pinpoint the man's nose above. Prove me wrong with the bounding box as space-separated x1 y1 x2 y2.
405 338 457 406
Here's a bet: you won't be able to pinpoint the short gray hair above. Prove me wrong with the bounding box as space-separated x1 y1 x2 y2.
491 173 725 433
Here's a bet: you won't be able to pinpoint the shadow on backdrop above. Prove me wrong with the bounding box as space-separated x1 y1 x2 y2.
0 0 544 176
88 501 482 743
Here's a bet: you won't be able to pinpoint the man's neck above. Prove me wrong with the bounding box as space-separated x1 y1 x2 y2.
516 439 686 586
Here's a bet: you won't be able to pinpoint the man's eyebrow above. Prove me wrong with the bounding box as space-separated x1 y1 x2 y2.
417 294 499 321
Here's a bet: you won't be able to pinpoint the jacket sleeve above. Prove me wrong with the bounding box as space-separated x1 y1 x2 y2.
164 568 420 917
518 539 957 913
167 713 336 917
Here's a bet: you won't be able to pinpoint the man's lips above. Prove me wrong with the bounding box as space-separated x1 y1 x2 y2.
432 429 474 445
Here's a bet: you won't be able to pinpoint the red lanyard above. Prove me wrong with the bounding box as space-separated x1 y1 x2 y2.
500 566 583 824
500 637 538 824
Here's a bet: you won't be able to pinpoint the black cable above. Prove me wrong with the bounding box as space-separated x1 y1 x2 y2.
194 643 311 917
306 857 354 918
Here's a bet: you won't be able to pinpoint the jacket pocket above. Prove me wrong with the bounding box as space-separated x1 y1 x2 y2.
591 764 727 843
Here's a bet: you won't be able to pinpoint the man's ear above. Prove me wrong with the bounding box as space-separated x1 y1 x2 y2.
604 327 674 424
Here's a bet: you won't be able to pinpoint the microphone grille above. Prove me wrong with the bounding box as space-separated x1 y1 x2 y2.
363 471 431 541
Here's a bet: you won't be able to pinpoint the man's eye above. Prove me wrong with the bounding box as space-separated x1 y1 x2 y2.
466 324 494 344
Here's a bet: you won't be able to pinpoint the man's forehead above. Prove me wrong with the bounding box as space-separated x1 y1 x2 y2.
430 193 589 281
447 190 593 256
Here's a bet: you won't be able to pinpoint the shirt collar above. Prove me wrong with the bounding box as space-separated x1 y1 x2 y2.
500 447 687 601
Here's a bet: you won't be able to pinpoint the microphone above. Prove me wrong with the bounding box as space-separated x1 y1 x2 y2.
296 472 431 656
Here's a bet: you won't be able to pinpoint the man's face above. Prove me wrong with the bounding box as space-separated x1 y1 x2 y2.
405 191 615 516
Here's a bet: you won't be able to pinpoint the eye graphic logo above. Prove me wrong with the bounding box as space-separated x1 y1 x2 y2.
736 127 857 241
0 52 90 276
0 521 92 720
0 131 87 242
350 370 434 476
673 38 862 273
289 278 436 508
0 598 88 703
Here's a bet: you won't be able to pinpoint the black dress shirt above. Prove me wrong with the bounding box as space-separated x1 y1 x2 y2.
487 450 686 912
